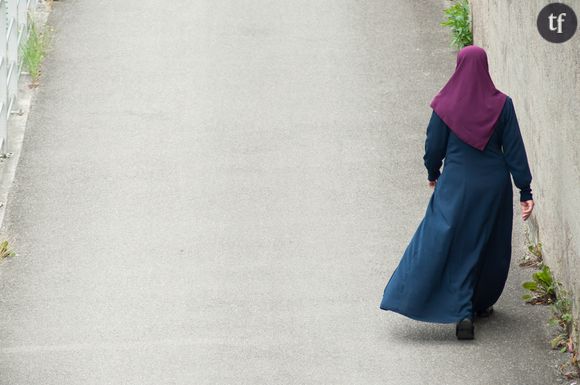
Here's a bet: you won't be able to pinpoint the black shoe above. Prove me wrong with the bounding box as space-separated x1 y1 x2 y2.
456 318 475 340
475 306 494 318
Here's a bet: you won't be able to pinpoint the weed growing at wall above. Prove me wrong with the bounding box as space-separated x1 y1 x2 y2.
549 290 573 351
441 0 473 50
523 263 580 379
522 265 557 304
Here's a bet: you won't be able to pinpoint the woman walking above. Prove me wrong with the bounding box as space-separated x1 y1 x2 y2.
379 45 534 340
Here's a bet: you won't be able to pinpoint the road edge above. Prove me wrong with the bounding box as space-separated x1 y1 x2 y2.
0 1 52 235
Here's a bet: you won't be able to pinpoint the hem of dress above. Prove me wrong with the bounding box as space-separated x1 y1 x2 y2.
379 304 469 324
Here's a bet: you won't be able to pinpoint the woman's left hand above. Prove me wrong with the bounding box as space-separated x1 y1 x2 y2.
428 180 437 189
520 200 534 221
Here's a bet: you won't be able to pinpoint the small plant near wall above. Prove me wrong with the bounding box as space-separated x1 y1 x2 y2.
522 264 558 304
549 289 580 379
520 227 544 267
522 264 580 380
441 0 473 50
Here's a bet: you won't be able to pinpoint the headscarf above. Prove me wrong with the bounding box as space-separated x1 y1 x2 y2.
430 45 507 151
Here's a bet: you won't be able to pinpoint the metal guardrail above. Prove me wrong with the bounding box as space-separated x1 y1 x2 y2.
0 0 37 153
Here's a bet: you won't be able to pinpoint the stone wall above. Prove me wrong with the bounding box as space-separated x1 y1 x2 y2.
471 0 580 323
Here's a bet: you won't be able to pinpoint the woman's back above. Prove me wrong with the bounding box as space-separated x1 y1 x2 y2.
425 96 532 203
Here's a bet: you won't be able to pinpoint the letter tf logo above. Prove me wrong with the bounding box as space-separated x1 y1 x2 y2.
548 12 567 33
537 3 577 43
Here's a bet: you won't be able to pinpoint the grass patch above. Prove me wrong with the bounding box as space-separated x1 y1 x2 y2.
21 17 51 85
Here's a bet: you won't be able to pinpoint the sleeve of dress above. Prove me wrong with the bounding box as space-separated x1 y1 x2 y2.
501 98 533 202
423 110 449 182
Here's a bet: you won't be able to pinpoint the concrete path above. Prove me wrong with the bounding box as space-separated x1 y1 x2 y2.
0 1 563 384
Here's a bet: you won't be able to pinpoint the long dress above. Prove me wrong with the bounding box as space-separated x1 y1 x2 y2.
380 96 533 323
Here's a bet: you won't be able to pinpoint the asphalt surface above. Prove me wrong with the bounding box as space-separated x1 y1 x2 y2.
0 1 563 384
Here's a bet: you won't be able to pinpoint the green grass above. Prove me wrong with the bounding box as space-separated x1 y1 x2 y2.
21 18 50 83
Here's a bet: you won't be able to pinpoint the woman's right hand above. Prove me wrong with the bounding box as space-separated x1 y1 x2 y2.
520 200 534 221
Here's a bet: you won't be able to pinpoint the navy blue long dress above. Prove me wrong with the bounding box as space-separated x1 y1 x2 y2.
380 96 533 323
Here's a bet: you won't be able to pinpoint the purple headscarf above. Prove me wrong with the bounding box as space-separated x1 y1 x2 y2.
430 45 507 151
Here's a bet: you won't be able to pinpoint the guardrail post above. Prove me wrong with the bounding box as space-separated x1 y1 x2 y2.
0 1 7 152
6 0 18 119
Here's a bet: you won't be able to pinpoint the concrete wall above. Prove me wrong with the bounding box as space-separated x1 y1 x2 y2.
471 0 580 324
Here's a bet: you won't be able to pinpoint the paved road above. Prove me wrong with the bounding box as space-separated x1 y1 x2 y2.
0 1 562 384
